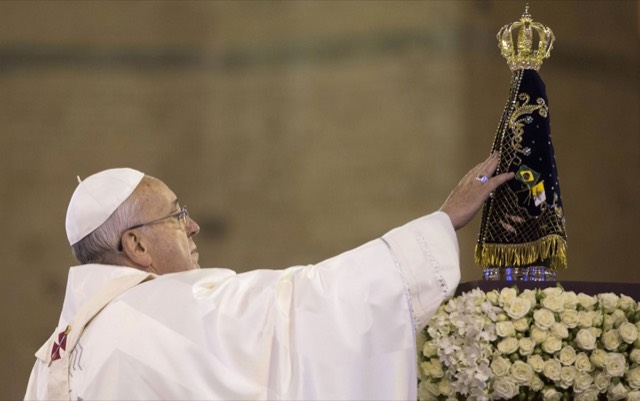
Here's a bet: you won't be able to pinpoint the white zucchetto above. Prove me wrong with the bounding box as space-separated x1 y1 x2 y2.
65 168 145 245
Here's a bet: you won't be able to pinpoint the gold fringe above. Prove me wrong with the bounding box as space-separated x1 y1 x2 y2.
475 234 567 270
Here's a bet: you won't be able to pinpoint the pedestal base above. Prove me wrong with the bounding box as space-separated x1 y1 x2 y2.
482 266 556 281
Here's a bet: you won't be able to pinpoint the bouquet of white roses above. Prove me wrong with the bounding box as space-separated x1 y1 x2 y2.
418 286 640 401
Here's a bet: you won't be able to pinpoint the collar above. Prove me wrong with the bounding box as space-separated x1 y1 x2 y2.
59 264 150 326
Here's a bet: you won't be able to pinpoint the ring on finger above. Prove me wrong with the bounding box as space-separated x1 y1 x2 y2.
475 175 489 184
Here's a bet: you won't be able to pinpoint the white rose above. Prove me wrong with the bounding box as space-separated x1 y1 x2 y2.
573 372 594 392
594 371 610 391
527 354 545 372
542 293 565 313
602 329 622 351
542 387 562 401
560 309 579 328
560 366 578 388
534 308 556 330
630 349 640 364
422 340 438 357
505 297 532 320
491 356 511 377
603 314 615 331
510 360 534 385
608 382 629 400
588 327 602 339
575 328 597 351
520 289 538 308
590 310 603 327
487 290 499 306
542 335 562 354
629 391 640 401
550 322 569 339
530 374 544 391
574 389 599 401
560 366 577 389
578 293 597 309
497 337 519 354
563 291 578 309
577 311 593 328
420 360 444 379
519 337 536 356
600 293 620 313
619 321 639 344
574 352 593 373
513 317 529 332
619 294 636 311
627 367 640 390
492 376 519 399
518 290 538 308
611 309 627 326
542 358 562 381
558 345 576 365
496 321 515 337
605 352 626 378
531 326 548 344
589 348 607 369
543 287 563 297
499 287 518 306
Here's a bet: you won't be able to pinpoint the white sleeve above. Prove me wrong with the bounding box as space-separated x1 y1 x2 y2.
287 211 460 348
381 211 460 332
270 211 460 400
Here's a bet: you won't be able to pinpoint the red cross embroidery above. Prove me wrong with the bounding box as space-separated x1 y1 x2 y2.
51 326 71 361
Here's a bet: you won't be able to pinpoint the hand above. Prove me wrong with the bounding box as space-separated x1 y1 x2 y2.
439 152 514 231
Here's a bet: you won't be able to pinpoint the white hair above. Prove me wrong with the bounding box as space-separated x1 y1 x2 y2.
71 189 141 265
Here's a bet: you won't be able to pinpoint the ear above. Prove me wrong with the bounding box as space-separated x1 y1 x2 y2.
120 230 153 269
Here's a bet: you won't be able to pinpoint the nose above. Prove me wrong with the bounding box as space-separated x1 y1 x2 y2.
187 216 200 237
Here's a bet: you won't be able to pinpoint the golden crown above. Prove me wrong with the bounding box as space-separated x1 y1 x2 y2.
497 5 555 71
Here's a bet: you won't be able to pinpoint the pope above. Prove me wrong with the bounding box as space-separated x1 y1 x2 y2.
25 153 513 401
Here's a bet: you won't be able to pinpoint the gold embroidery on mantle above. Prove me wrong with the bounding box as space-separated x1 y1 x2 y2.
508 93 548 157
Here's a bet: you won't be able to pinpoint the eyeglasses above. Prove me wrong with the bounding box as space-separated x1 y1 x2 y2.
127 205 188 231
117 205 188 251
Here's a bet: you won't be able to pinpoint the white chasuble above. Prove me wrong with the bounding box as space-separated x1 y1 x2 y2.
25 211 459 400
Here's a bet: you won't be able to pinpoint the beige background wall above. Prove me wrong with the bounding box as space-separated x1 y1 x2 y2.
1 1 637 399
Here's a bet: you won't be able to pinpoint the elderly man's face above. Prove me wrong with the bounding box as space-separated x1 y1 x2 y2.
133 176 200 274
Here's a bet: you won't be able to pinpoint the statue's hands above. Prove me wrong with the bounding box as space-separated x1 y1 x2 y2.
440 153 514 231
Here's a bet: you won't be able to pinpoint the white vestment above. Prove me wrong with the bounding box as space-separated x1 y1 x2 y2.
25 212 460 400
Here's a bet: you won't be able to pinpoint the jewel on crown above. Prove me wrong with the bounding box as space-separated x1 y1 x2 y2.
497 4 555 71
